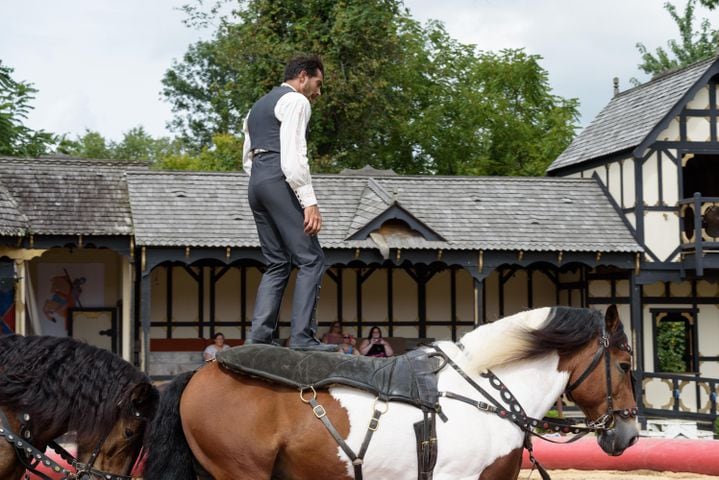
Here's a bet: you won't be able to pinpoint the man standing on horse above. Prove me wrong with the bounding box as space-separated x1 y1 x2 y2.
242 54 337 352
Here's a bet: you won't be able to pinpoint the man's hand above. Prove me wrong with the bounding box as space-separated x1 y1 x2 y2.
303 205 322 235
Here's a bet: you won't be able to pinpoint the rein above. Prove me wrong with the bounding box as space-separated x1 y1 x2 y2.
433 330 638 479
0 405 143 480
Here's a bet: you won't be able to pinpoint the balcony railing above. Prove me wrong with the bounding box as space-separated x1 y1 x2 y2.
679 193 719 275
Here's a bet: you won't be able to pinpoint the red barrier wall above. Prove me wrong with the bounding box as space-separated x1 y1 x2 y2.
522 436 719 475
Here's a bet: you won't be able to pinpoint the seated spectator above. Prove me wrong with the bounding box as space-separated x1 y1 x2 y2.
359 326 394 358
339 333 359 355
321 321 345 344
203 332 230 361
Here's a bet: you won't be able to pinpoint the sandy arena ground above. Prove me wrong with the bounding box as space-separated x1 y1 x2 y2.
519 469 719 479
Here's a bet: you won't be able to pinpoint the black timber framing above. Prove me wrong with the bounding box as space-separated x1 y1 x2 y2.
135 245 638 370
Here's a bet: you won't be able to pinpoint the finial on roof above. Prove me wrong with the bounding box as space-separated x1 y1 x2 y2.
613 77 620 96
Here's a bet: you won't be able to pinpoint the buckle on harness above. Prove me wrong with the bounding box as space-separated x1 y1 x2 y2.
312 405 327 419
368 417 380 432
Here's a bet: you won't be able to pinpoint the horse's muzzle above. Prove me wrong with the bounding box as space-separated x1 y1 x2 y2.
597 417 640 456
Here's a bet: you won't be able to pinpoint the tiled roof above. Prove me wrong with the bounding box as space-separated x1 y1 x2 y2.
548 56 719 173
0 181 27 236
127 171 641 253
0 156 142 236
127 170 254 248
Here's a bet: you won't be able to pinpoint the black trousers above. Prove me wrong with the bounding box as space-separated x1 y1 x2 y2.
247 153 325 346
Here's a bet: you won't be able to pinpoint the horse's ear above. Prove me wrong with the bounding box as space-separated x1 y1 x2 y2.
605 304 620 333
129 382 158 417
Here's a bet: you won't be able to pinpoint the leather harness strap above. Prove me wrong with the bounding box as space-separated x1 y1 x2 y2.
301 387 386 480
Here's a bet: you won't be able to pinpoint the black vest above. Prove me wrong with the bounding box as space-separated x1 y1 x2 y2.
247 85 294 153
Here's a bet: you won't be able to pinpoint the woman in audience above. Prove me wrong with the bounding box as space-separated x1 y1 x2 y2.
359 326 394 357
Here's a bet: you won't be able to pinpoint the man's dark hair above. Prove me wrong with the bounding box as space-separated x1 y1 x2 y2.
284 54 324 81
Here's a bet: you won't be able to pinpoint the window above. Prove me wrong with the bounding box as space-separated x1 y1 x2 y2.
651 309 697 373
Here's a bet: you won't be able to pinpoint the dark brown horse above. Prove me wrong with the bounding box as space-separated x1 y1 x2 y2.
145 306 639 480
0 335 158 480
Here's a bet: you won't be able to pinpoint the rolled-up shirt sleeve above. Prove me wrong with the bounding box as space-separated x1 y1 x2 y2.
242 113 253 176
275 91 317 208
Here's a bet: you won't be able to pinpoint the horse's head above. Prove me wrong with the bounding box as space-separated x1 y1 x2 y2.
562 305 639 455
76 381 159 477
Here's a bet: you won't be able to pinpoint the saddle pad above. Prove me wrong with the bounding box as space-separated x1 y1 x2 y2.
216 345 440 410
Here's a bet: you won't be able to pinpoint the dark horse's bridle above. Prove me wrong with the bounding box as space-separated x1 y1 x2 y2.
0 396 147 480
434 326 638 479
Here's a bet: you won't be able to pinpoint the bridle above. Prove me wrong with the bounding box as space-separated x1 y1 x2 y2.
432 331 638 480
563 326 638 429
0 397 148 480
433 326 639 440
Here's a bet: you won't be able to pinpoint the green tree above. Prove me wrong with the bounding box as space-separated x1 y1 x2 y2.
66 129 113 159
156 133 244 171
635 0 718 79
66 126 184 163
0 61 56 156
163 0 578 175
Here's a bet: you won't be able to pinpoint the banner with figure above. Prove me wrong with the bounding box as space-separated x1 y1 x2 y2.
0 261 14 334
35 263 104 336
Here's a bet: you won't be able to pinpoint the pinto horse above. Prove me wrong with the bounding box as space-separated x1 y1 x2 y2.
145 306 639 480
0 335 158 480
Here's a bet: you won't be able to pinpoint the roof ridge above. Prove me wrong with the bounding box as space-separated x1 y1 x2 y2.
614 55 718 99
367 178 395 205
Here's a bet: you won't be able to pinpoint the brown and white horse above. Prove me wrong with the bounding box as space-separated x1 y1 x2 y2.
145 306 639 480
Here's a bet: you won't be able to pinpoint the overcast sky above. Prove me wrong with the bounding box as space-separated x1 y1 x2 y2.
1 0 716 141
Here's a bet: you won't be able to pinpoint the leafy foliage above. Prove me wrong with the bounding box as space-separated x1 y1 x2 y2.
64 126 184 163
656 320 689 373
635 0 718 81
162 0 579 175
0 61 57 157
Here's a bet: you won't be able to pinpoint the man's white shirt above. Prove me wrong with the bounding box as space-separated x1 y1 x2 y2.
242 83 318 208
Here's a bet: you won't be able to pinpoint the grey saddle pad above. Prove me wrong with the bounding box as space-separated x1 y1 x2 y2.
216 345 441 410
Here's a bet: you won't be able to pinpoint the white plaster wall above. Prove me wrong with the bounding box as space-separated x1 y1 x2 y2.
643 211 680 262
625 212 636 229
362 269 388 325
656 117 680 141
622 158 636 209
643 152 659 206
392 269 418 337
484 270 500 322
583 167 606 185
607 161 622 207
531 270 556 308
214 267 243 339
456 268 474 327
698 302 719 378
316 272 338 323
426 269 450 322
662 151 679 205
503 269 529 316
149 267 166 339
171 267 201 338
686 117 711 142
687 85 710 109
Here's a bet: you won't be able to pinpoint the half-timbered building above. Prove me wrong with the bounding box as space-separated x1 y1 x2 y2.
548 55 719 426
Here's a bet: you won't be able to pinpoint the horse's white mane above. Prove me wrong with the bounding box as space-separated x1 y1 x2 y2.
457 307 553 373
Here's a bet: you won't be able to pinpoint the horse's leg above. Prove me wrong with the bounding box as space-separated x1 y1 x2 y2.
181 362 354 480
478 448 523 480
0 408 26 480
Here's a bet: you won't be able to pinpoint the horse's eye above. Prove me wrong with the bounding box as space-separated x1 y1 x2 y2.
619 363 631 374
124 428 135 439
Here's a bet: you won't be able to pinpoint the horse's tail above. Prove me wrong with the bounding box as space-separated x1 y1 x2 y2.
143 371 196 480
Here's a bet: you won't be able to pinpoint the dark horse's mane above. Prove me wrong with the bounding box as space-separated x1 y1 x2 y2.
0 334 150 446
524 306 624 358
